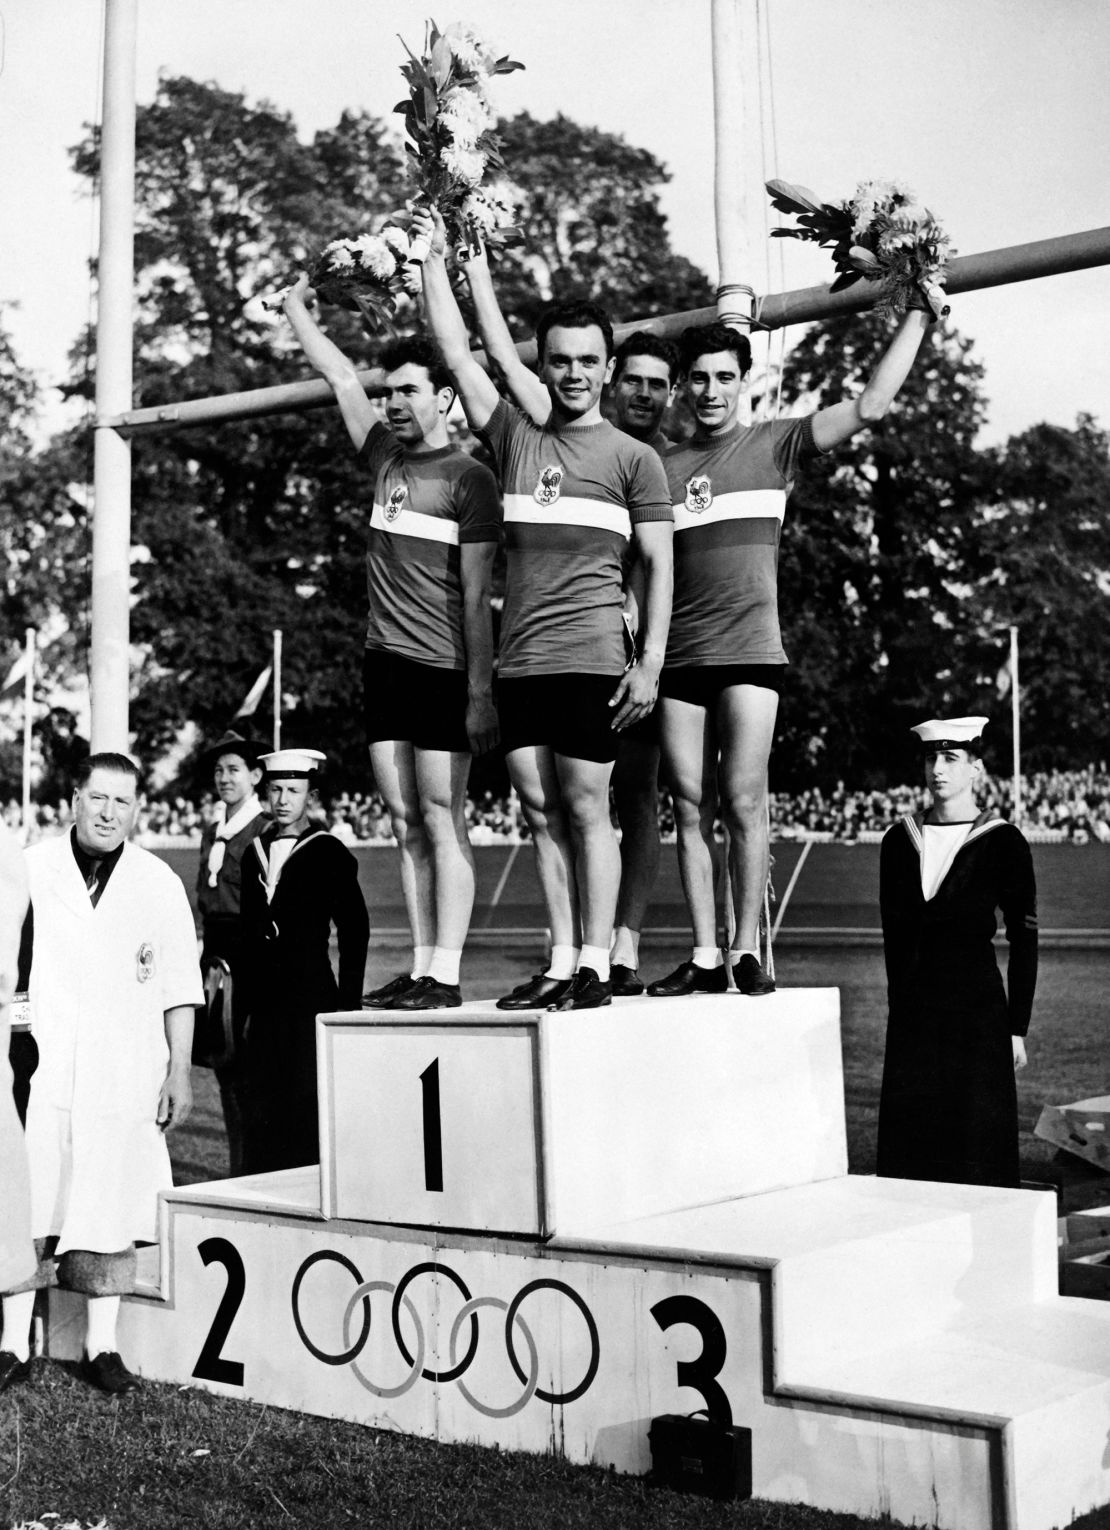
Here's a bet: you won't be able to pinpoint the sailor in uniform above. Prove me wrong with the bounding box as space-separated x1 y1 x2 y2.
876 717 1037 1187
238 749 369 1173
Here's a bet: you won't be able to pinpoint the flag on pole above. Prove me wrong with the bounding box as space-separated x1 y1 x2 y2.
995 653 1012 699
233 665 272 720
0 647 31 697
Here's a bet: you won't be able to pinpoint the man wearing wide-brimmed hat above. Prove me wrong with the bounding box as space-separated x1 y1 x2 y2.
195 728 267 1174
876 716 1038 1188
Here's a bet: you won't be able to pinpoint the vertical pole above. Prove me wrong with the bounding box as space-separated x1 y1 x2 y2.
272 629 283 751
21 628 35 839
1010 625 1022 826
711 0 758 340
711 0 760 972
90 0 137 752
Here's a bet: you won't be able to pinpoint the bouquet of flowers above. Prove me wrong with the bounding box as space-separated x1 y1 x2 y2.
261 218 421 332
766 177 952 321
396 19 524 258
305 221 421 329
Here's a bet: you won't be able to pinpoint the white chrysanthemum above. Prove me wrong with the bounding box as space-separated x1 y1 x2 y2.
443 21 498 73
851 180 881 237
352 235 396 279
885 178 917 203
438 84 494 147
461 191 496 233
325 244 355 270
380 225 411 257
441 143 487 187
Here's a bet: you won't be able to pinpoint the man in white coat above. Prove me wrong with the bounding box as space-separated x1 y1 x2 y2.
0 753 202 1395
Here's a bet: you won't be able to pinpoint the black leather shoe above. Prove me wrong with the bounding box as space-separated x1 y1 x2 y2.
548 967 612 1011
610 963 645 997
646 960 728 997
395 976 462 1010
0 1350 31 1393
363 973 418 1009
80 1350 141 1395
496 973 573 1011
733 953 776 996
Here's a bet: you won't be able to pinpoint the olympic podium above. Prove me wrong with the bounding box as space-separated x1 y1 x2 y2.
43 989 1110 1530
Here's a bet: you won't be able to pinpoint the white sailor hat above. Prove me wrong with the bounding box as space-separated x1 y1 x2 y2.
910 716 988 754
258 748 326 779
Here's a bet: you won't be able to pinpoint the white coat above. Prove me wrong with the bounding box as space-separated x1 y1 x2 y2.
0 826 35 1290
23 833 203 1252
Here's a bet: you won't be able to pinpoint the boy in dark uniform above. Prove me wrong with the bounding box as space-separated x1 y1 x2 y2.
195 729 266 1174
238 749 370 1174
877 717 1037 1187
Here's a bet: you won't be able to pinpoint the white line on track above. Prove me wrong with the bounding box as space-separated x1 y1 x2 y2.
771 838 813 940
483 840 522 925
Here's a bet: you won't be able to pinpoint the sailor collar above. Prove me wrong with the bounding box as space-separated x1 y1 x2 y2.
251 822 329 876
900 808 1006 856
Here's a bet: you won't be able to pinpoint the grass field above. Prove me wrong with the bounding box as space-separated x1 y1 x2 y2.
5 939 1110 1530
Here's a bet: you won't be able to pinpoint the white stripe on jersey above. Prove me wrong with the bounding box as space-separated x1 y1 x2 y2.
673 487 786 534
504 493 631 539
370 503 460 545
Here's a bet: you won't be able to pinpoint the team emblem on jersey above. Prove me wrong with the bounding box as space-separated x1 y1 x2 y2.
685 475 713 513
385 484 408 522
533 464 564 506
136 942 155 983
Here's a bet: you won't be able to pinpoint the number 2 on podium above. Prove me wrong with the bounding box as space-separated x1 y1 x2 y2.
420 1057 443 1192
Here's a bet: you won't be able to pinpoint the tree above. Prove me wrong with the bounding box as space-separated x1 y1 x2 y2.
970 414 1110 770
774 311 991 788
477 112 713 336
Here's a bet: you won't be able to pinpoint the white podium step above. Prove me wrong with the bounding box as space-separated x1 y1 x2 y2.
318 989 847 1236
45 1171 1110 1530
40 988 1110 1530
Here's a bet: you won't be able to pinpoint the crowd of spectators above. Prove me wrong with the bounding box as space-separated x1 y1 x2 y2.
7 766 1110 846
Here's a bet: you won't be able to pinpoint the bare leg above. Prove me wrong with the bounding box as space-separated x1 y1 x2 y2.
611 735 661 955
414 746 476 957
370 740 434 961
556 753 620 954
715 685 779 950
660 696 721 949
506 744 580 951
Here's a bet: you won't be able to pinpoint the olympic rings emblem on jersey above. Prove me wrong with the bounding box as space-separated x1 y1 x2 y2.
533 464 564 506
685 474 713 513
291 1253 600 1418
385 484 408 522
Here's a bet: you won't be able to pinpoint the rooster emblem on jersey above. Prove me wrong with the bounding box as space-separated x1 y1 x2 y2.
685 475 713 514
533 464 564 507
385 484 408 523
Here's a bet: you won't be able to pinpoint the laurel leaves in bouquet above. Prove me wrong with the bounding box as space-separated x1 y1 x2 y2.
396 19 525 257
767 177 953 321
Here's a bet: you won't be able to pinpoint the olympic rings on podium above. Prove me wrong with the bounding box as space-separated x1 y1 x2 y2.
290 1252 601 1416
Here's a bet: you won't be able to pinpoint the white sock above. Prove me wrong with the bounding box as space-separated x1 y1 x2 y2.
578 945 611 982
610 926 640 969
427 947 461 986
692 946 723 969
85 1293 122 1359
1 1290 36 1362
410 945 433 979
729 947 760 964
545 944 579 981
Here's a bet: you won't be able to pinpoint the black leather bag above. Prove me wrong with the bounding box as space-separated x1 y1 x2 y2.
648 1410 752 1501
